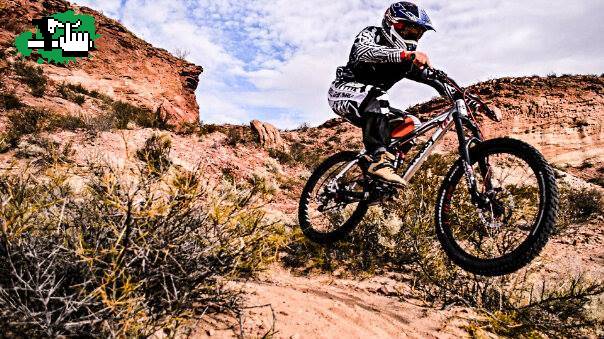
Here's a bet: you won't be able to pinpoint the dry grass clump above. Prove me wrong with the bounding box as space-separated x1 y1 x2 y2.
0 91 23 110
13 61 47 97
268 142 323 170
14 136 74 167
0 156 283 336
0 108 88 152
136 133 173 176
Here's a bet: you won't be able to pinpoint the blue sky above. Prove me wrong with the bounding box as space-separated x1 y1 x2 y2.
72 0 604 128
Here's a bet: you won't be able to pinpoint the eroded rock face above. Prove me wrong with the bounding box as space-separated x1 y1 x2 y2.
406 75 604 181
250 120 285 150
0 0 203 125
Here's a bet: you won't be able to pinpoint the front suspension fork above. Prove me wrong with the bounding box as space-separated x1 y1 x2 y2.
453 113 490 207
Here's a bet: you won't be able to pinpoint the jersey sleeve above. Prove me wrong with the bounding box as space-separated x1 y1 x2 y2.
350 27 406 64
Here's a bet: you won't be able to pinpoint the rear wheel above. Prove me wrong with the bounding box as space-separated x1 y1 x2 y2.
298 151 369 244
435 138 558 276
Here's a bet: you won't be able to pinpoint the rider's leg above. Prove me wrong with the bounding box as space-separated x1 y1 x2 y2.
327 82 406 186
362 91 408 186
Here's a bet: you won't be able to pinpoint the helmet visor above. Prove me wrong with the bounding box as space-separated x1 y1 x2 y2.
392 22 426 41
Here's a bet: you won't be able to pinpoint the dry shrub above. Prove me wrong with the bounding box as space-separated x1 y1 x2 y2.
57 82 86 105
268 142 323 170
13 61 47 97
0 108 88 152
556 185 604 235
111 101 170 130
14 136 75 167
0 92 23 110
0 160 282 336
136 133 172 176
0 107 48 150
226 126 256 146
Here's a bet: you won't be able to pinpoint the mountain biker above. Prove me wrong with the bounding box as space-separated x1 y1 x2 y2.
328 1 447 186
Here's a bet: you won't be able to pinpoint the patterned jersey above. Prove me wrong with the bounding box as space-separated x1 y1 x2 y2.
336 26 426 91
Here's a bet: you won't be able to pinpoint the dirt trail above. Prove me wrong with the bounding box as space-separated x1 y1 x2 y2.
194 268 478 339
191 217 603 339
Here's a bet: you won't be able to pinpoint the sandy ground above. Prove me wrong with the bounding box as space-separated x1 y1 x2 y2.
192 267 480 339
189 217 603 339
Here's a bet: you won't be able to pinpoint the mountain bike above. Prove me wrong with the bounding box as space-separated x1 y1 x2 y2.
298 68 558 276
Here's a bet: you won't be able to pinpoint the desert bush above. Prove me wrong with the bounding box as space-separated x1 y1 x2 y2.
268 142 323 169
111 100 170 130
558 186 603 228
0 160 283 336
136 133 172 176
225 126 256 146
65 83 91 95
173 48 190 60
178 121 228 136
588 176 604 188
0 107 48 150
268 147 294 164
0 92 23 110
14 136 74 167
13 61 47 97
57 82 86 105
45 112 89 131
0 107 90 151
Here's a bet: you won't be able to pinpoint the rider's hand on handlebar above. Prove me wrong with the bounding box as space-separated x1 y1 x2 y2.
406 51 431 68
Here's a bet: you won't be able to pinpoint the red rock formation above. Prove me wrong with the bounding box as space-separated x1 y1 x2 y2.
0 0 203 125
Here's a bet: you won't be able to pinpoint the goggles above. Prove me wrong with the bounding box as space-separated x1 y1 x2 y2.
392 21 426 41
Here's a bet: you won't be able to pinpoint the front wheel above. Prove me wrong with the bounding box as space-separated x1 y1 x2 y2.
435 138 558 276
298 151 370 244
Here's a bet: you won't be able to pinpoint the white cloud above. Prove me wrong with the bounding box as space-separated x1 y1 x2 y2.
72 0 604 128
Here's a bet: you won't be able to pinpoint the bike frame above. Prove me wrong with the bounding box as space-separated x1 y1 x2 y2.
334 98 487 205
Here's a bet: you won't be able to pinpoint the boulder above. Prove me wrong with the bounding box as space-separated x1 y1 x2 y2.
250 120 285 150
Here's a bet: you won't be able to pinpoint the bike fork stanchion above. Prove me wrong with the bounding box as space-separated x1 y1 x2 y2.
453 102 486 207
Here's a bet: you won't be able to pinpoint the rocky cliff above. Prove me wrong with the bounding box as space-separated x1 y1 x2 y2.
0 0 203 125
407 74 604 181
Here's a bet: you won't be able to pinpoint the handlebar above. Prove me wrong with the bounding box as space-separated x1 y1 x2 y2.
423 67 501 122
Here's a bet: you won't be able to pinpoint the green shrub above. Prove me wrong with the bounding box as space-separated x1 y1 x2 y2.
13 61 47 97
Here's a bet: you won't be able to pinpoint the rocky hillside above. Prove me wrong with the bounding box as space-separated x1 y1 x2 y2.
409 74 604 182
0 0 202 125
